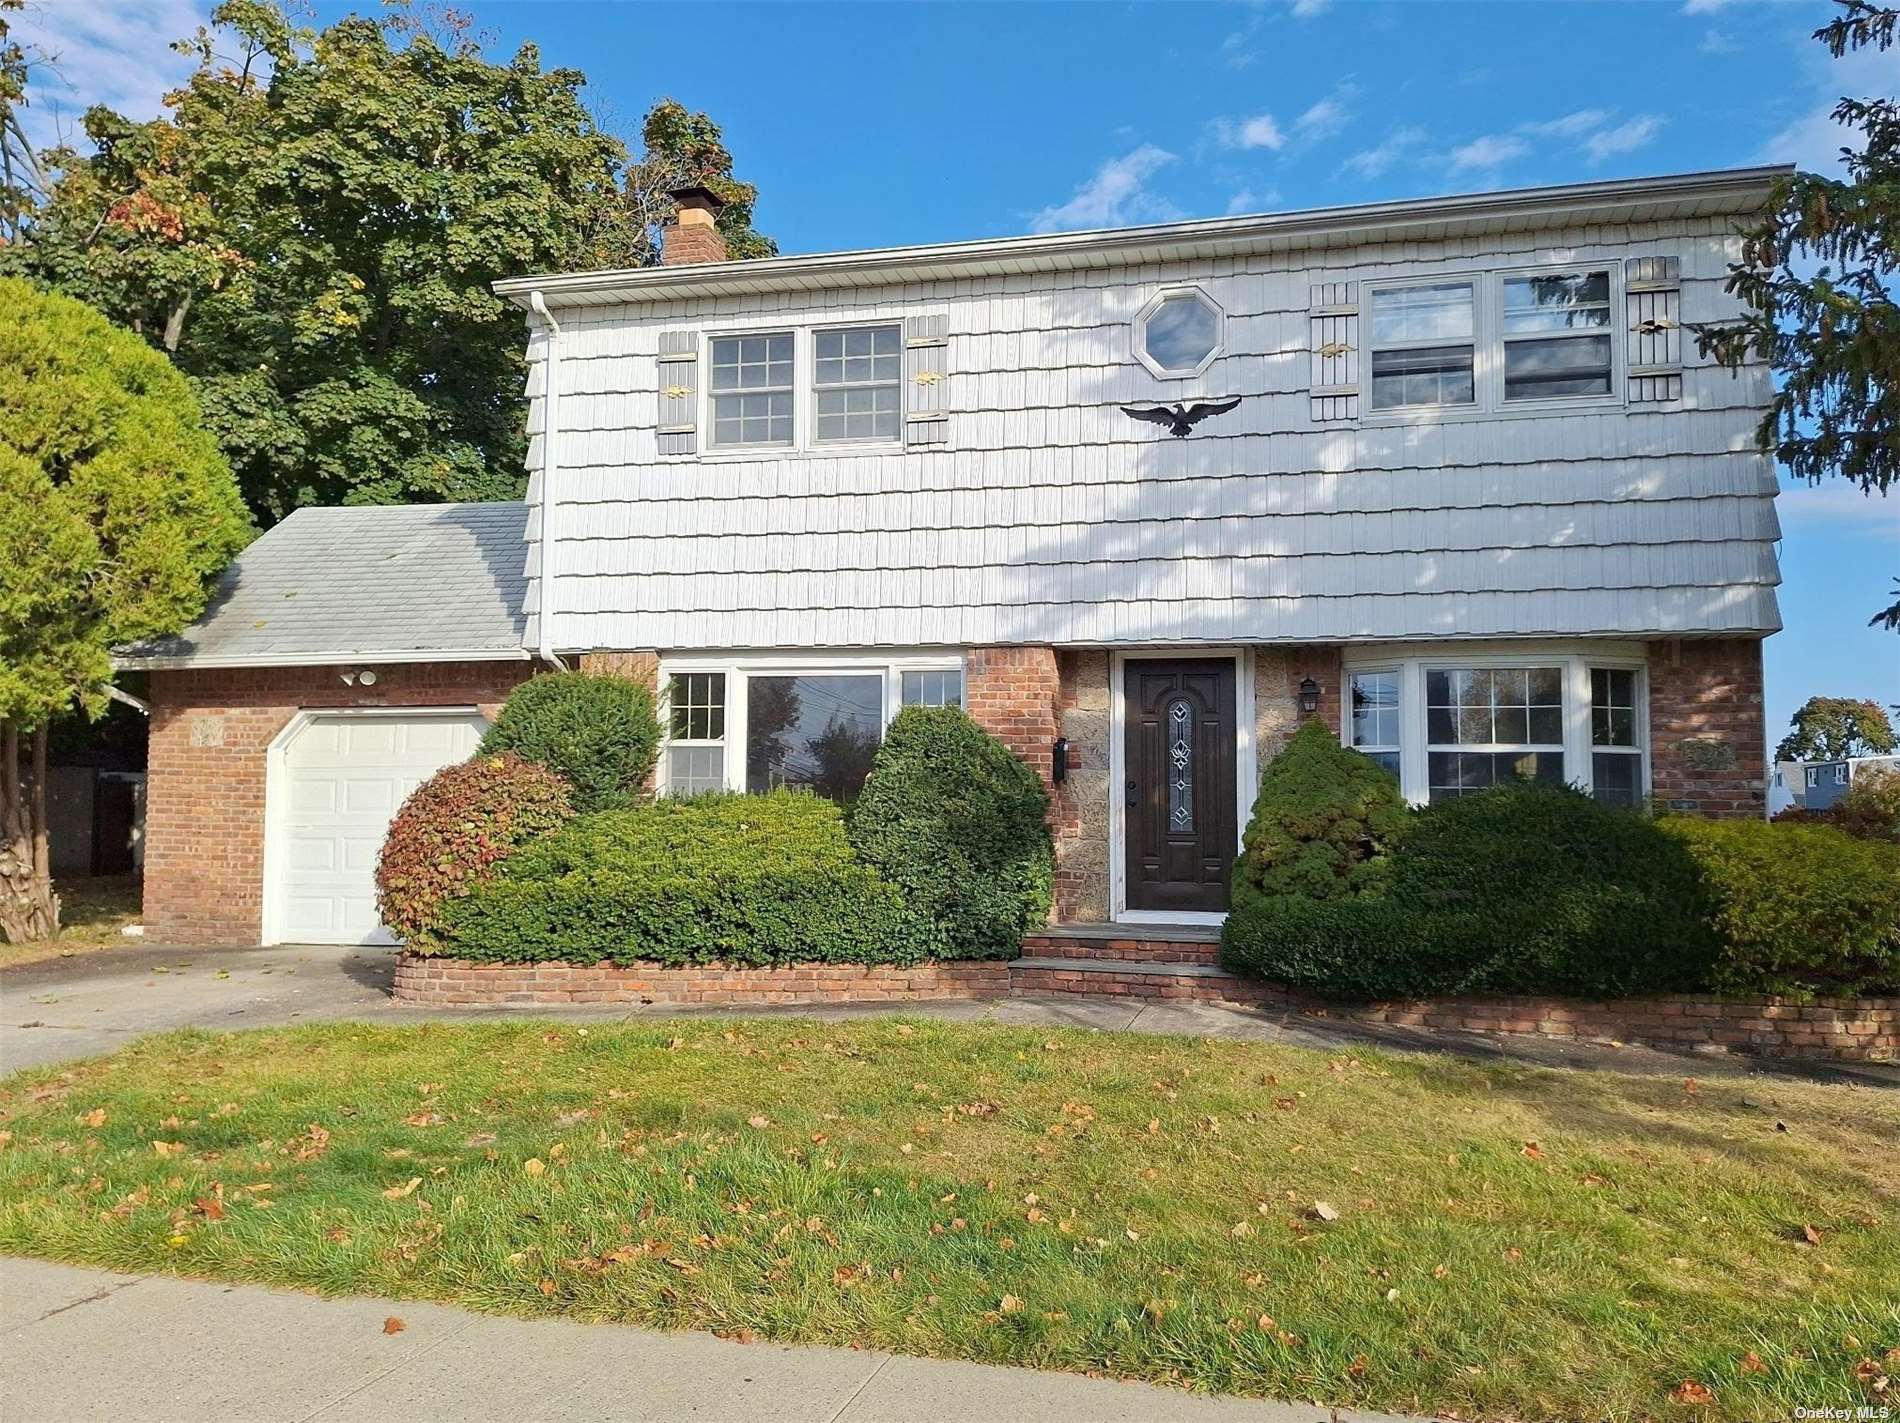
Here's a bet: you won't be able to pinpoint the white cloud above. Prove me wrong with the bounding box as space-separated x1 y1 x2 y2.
1682 0 1734 12
1583 114 1663 163
1030 145 1180 233
1763 38 1900 174
1212 113 1285 151
1700 29 1741 56
7 0 210 150
1446 134 1530 173
1290 0 1331 16
1777 482 1900 543
1225 187 1280 215
1343 126 1426 179
1295 94 1351 141
1522 109 1612 139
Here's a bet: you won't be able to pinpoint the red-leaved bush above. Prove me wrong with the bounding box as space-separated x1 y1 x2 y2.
375 753 574 946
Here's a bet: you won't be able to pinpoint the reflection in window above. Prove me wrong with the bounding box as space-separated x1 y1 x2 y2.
1369 283 1474 410
1503 272 1613 400
745 674 884 802
666 673 727 794
709 333 794 446
901 669 963 708
1589 666 1644 807
1141 291 1221 374
814 325 902 442
1349 670 1401 780
1424 666 1565 801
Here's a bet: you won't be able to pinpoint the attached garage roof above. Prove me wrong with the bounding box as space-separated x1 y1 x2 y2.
115 502 531 670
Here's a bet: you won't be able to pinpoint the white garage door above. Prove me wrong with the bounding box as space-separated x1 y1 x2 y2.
272 711 489 945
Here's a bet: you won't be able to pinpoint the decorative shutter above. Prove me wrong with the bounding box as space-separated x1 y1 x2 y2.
1625 257 1682 403
904 314 948 446
657 330 698 455
1309 283 1359 422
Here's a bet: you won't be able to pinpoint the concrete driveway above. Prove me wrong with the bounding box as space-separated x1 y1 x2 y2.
5 941 1895 1084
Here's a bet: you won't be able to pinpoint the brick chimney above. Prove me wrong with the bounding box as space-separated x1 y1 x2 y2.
661 184 727 265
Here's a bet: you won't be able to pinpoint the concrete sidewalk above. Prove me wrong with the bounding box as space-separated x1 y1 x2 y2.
1 1257 1422 1423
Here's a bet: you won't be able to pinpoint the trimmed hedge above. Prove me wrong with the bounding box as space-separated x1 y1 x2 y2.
1232 719 1409 911
1660 817 1900 995
478 671 661 812
847 706 1053 959
1224 782 1721 999
434 791 927 968
375 753 574 946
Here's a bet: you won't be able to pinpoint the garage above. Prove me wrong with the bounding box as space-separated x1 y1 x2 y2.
268 710 490 945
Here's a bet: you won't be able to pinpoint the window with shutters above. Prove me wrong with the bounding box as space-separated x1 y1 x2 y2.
1367 282 1475 411
813 324 902 443
709 332 794 447
1502 271 1614 401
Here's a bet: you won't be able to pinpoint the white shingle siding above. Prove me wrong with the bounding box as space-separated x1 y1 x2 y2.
522 213 1777 653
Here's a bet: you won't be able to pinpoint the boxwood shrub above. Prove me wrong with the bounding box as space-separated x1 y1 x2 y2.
1660 816 1900 996
375 753 574 947
433 790 928 968
847 705 1052 959
1223 782 1721 999
478 671 661 812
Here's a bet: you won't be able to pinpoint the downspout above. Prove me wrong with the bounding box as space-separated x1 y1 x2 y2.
528 290 570 672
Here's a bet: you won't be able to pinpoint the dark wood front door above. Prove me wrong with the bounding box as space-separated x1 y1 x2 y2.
1123 658 1237 914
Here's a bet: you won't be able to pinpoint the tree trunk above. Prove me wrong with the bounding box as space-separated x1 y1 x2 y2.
162 291 193 354
0 721 60 943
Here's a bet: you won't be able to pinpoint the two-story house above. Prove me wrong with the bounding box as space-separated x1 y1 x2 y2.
121 166 1784 947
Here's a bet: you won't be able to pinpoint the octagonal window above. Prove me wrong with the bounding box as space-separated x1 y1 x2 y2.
1137 288 1223 378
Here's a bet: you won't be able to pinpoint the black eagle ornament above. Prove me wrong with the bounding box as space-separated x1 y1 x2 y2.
1119 395 1242 437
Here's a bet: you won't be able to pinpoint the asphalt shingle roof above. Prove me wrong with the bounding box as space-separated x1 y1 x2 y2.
115 502 530 669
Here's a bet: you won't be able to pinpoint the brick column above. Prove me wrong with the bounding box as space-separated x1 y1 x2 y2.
1647 637 1766 818
965 647 1062 787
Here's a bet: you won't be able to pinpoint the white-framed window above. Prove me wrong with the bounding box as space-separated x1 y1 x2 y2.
659 654 965 803
1501 270 1614 402
665 671 728 794
1135 286 1225 379
1362 265 1622 417
1806 766 1820 788
1367 281 1476 412
1589 667 1643 807
1835 764 1851 786
1340 648 1647 806
708 331 794 448
1348 669 1402 779
812 324 902 443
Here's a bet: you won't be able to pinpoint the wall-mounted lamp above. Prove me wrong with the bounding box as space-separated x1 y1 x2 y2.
1297 677 1321 717
1051 736 1069 784
339 668 381 688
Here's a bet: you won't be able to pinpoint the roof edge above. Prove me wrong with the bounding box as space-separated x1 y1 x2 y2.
498 165 1789 308
112 647 534 672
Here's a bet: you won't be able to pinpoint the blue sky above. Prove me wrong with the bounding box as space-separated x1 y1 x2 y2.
13 0 1898 743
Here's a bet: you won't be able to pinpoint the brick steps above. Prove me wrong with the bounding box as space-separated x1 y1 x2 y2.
1007 954 1279 1004
1022 924 1222 966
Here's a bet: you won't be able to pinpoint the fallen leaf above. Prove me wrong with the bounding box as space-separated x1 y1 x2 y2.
523 1158 546 1177
1802 1224 1823 1246
192 1197 226 1221
78 1108 106 1128
1521 1141 1544 1160
382 1177 423 1199
747 1116 770 1129
151 1140 185 1159
382 1316 406 1335
1311 1201 1340 1223
1671 1380 1715 1406
1738 1351 1766 1375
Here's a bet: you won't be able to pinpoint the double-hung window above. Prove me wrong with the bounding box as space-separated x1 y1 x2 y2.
1502 271 1613 401
1589 668 1643 807
813 325 902 443
709 333 794 448
1348 670 1402 779
666 672 728 794
1368 282 1475 411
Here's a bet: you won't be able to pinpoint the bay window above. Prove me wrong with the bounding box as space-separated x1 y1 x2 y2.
661 657 965 802
1342 652 1647 807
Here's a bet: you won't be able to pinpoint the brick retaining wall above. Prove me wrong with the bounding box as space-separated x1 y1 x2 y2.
391 953 1896 1062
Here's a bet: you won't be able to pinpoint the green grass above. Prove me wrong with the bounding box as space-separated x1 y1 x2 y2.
2 1018 1895 1421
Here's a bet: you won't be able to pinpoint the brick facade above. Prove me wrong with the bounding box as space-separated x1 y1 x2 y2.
1646 637 1767 817
394 955 1007 1006
143 660 534 946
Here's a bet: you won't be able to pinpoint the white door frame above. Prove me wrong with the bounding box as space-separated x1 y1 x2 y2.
261 705 487 947
1107 649 1256 927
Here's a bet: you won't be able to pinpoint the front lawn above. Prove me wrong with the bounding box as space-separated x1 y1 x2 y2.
1 1019 1894 1421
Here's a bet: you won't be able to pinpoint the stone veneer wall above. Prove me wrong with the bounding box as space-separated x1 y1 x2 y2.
1646 637 1767 817
143 660 534 946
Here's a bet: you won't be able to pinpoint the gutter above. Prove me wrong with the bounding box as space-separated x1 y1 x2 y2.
528 291 569 672
111 647 534 672
496 165 1791 308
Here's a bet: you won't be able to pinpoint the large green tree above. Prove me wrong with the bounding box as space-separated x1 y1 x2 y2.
0 277 251 940
1696 0 1899 630
4 1 773 523
1774 695 1899 762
